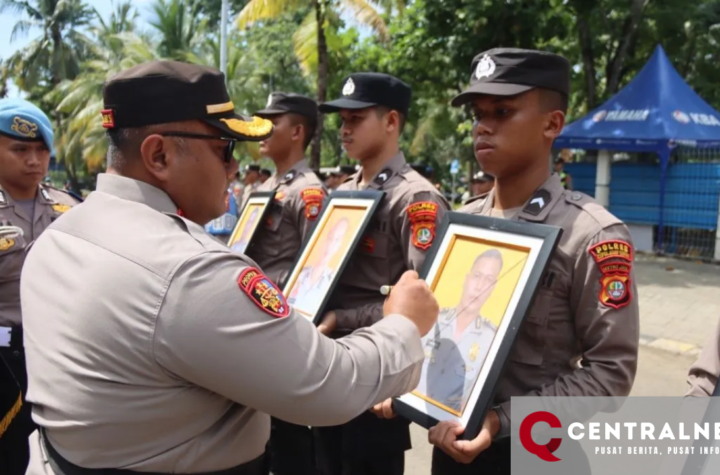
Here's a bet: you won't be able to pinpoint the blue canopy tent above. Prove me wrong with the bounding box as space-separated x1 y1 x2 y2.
555 45 720 250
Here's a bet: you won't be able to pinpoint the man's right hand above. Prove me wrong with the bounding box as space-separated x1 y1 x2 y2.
383 270 438 336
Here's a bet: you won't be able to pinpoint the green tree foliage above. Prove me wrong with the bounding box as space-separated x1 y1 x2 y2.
2 0 719 186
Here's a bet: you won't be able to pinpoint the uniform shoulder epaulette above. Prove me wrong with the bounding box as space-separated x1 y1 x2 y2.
45 185 84 203
464 192 490 206
564 190 621 229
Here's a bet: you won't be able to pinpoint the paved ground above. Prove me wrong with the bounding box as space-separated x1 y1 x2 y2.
404 346 698 474
634 254 720 355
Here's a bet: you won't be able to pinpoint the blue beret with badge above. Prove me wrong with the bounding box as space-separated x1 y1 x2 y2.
0 98 55 156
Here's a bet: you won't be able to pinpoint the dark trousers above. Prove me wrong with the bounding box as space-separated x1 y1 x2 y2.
431 439 511 475
314 412 410 475
0 347 34 475
268 418 315 475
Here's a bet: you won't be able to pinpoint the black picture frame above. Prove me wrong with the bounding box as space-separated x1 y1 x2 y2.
227 191 276 255
282 190 385 325
393 211 562 440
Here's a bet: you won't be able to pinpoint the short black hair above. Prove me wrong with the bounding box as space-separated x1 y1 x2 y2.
539 89 568 114
260 169 272 178
375 106 406 133
106 123 188 171
288 113 317 150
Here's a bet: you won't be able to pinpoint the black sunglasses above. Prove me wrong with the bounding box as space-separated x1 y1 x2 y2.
159 132 237 163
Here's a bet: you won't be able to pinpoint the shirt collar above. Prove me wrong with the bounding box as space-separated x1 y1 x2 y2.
95 173 178 215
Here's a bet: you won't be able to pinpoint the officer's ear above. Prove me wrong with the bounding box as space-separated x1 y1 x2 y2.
539 90 566 140
139 134 171 181
383 109 401 135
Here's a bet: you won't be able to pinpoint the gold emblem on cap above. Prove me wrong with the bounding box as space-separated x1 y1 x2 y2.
11 116 38 138
206 101 235 114
220 116 273 137
0 237 15 251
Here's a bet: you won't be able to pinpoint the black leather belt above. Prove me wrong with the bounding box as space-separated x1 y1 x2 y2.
41 430 269 475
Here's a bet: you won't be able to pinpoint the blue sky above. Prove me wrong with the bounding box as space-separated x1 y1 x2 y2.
0 0 155 96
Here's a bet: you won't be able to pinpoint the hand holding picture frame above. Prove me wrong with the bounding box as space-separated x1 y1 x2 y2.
393 212 562 440
227 191 276 255
282 190 384 325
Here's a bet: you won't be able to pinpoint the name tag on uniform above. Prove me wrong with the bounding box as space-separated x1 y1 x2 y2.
0 327 11 347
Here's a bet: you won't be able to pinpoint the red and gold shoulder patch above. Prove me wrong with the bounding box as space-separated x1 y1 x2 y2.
589 240 634 310
599 264 632 309
237 267 289 318
300 188 324 220
589 240 633 263
407 201 439 250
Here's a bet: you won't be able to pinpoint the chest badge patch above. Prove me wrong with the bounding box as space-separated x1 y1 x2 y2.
237 267 290 318
52 203 71 214
0 237 15 251
301 188 324 220
407 201 439 250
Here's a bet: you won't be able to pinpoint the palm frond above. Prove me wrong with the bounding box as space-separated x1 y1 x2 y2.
237 0 307 29
292 10 317 76
340 0 388 40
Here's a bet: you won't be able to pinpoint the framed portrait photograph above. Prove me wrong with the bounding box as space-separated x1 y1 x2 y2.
227 192 276 254
394 212 562 440
282 190 384 325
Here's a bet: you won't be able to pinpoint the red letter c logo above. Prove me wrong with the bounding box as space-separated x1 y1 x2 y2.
520 411 562 462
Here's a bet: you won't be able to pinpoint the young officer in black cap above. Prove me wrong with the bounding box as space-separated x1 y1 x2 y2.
314 73 450 475
244 92 326 475
422 47 638 474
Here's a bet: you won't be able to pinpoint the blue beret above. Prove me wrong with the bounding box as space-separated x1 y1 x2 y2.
0 98 55 156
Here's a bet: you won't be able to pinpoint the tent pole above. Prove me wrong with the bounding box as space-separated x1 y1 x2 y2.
657 148 670 253
596 150 611 207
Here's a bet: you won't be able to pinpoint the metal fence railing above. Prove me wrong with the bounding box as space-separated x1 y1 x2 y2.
562 148 720 262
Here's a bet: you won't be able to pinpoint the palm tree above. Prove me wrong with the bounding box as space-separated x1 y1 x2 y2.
53 2 155 173
149 0 207 60
237 0 401 169
1 0 95 89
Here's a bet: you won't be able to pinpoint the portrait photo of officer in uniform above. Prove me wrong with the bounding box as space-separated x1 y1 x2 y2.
287 215 351 317
229 205 261 254
415 249 504 414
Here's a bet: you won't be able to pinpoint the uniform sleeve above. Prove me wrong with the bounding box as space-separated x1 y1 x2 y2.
292 185 326 242
686 317 720 397
495 224 640 437
153 252 424 426
399 191 451 272
334 191 450 331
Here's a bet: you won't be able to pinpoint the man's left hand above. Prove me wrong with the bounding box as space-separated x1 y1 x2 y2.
427 409 501 464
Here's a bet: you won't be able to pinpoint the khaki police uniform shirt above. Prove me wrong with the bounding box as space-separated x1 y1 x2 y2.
417 308 497 413
247 159 326 286
460 174 639 436
331 152 451 330
21 173 425 474
686 317 720 397
0 184 79 326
